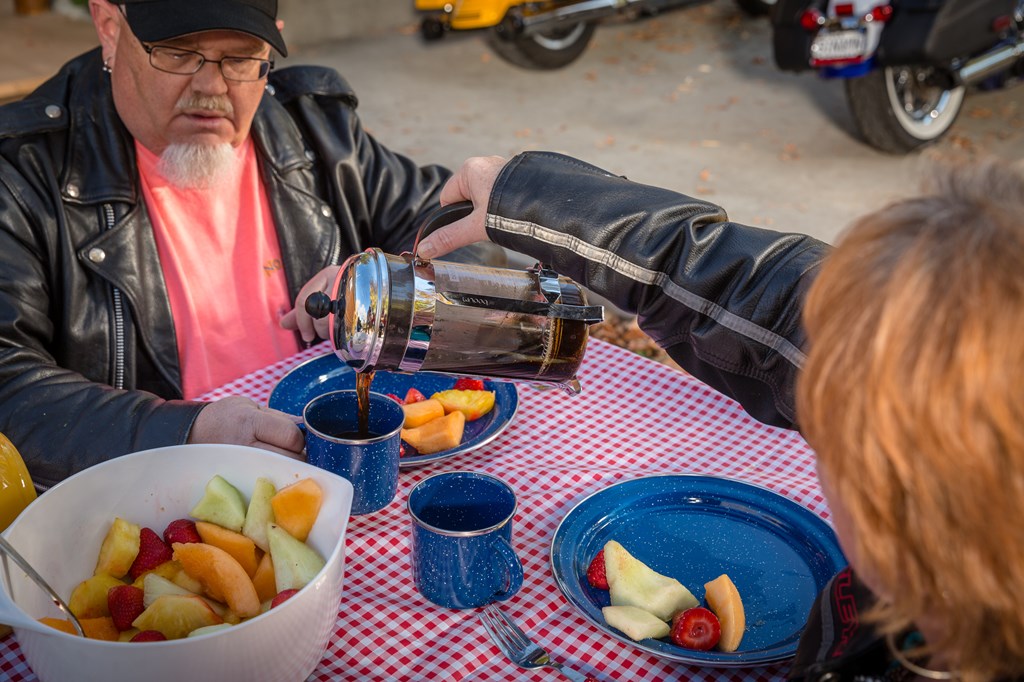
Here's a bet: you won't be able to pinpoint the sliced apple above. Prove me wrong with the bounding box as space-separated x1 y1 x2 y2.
187 623 233 638
242 477 276 552
132 594 223 640
704 573 745 652
602 605 671 641
142 572 228 618
604 540 698 622
68 573 125 619
269 477 323 543
267 523 325 592
94 517 141 578
190 475 247 532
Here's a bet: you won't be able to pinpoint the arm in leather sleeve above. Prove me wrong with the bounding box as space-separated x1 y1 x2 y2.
484 152 831 429
0 165 204 489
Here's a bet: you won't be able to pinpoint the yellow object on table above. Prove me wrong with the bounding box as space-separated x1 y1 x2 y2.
0 432 36 639
0 432 35 532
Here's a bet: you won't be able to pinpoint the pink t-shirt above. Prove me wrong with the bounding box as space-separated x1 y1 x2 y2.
137 140 300 399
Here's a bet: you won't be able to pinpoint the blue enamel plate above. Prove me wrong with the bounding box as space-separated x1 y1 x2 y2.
550 474 846 667
268 352 519 468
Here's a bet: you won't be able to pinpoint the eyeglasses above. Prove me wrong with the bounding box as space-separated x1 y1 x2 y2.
141 44 273 82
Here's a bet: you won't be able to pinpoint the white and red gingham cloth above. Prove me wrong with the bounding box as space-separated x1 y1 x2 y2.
0 339 829 682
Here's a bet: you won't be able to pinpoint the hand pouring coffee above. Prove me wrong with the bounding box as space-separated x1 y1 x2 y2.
305 202 604 396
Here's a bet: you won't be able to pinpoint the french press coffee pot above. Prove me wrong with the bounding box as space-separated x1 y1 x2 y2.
305 202 604 393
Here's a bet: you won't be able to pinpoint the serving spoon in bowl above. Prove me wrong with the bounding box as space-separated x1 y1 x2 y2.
0 535 84 636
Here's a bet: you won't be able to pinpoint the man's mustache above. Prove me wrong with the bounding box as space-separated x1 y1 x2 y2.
176 95 234 116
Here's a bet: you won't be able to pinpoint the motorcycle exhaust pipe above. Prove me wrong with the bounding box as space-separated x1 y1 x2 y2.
958 40 1024 86
509 0 649 37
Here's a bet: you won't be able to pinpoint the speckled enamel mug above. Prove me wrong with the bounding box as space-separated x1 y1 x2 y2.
408 471 523 609
302 390 404 516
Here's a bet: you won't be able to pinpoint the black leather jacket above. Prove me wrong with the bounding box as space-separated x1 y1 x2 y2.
483 151 831 429
0 49 450 487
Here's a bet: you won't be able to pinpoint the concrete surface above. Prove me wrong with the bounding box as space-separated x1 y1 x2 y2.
2 1 1024 245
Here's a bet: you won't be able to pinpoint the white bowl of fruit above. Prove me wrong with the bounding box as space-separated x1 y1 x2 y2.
0 443 353 682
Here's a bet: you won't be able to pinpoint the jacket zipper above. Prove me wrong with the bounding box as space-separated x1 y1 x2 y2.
103 203 126 390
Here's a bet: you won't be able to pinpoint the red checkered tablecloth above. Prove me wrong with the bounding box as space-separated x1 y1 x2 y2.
0 338 830 682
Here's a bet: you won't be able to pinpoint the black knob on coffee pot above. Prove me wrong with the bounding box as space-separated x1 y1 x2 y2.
305 291 335 319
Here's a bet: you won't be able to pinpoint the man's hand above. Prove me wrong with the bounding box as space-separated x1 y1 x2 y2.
416 156 507 260
280 265 341 344
188 397 305 459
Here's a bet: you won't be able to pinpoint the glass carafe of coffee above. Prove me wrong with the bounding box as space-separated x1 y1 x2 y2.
305 202 604 394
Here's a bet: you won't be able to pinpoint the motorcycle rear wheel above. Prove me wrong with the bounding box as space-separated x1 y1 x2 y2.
486 21 597 70
845 65 965 154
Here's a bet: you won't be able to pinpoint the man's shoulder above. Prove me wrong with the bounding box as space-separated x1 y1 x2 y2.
267 65 359 108
0 50 99 143
0 98 69 142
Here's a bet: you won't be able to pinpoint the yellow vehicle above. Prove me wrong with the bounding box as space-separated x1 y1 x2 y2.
416 0 776 69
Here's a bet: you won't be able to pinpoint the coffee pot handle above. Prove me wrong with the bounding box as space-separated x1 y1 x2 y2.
411 201 476 265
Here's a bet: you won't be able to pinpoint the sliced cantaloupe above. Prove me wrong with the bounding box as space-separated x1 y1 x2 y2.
195 521 260 578
400 410 465 455
39 617 79 635
401 398 445 428
251 551 278 604
269 478 323 543
172 542 261 618
704 573 745 652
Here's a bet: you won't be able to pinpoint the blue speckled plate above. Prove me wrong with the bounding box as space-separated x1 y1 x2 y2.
550 475 846 667
268 352 519 468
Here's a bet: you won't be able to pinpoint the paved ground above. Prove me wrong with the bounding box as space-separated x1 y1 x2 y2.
4 2 1024 246
284 3 1024 244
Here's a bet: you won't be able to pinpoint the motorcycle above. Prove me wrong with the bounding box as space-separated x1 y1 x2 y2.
772 0 1024 153
416 0 778 70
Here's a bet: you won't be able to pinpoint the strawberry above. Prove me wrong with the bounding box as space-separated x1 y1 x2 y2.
404 388 427 404
453 377 486 391
670 607 721 651
163 518 201 546
130 630 167 642
586 549 608 590
385 393 405 405
128 527 173 581
270 588 300 608
107 584 145 631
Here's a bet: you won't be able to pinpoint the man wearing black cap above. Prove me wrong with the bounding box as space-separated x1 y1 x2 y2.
0 0 464 486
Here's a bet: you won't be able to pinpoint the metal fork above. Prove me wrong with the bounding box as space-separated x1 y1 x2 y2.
479 603 594 681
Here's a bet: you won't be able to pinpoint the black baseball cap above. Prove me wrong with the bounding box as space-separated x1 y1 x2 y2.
115 0 287 57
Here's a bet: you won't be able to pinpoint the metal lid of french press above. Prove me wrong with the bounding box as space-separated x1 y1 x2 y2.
306 249 391 371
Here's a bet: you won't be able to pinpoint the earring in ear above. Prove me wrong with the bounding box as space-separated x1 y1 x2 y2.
102 58 112 74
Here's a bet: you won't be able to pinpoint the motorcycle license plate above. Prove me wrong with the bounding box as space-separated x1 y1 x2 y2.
810 29 867 64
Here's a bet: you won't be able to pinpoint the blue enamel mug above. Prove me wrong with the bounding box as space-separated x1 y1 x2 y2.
407 471 524 609
301 390 404 516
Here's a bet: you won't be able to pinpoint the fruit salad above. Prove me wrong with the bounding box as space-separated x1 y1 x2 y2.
389 377 496 456
40 474 326 642
588 540 746 653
